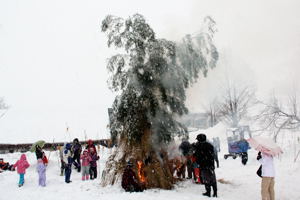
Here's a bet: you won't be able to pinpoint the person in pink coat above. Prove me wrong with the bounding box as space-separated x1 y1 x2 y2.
80 149 92 181
13 154 30 187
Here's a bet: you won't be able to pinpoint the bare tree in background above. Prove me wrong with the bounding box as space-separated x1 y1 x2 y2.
0 97 8 119
203 98 220 127
257 92 300 142
217 85 257 127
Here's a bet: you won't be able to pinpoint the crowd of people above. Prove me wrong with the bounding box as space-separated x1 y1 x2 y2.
120 133 276 200
120 133 219 197
59 138 100 183
4 138 100 187
171 134 218 197
2 134 276 200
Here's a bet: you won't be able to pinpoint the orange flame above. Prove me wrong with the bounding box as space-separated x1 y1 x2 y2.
137 160 146 183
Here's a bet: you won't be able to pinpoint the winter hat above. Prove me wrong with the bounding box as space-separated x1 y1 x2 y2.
196 134 206 142
65 143 72 150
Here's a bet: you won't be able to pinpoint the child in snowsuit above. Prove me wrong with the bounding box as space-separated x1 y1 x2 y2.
63 143 73 183
191 155 201 184
37 158 46 187
80 149 92 181
89 147 99 180
13 154 30 187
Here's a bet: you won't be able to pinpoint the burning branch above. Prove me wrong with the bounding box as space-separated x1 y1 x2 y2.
137 161 146 183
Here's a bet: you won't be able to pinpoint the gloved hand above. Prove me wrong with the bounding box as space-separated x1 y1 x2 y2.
257 152 262 160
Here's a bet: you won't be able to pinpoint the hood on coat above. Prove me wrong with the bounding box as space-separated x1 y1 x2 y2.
20 154 27 161
73 138 79 144
65 143 72 150
83 149 88 155
87 139 93 146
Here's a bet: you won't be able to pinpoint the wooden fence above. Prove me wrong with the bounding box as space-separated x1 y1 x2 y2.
0 139 113 154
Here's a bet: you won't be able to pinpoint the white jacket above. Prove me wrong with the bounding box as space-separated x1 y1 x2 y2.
63 150 72 164
259 153 275 177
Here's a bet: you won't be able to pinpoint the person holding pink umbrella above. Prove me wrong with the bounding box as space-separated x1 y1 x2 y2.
257 151 275 200
248 136 282 200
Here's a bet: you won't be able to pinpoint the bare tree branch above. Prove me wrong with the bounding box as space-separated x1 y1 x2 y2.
217 84 257 127
255 92 300 141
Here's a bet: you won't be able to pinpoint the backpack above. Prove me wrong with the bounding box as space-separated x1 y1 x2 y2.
256 165 262 178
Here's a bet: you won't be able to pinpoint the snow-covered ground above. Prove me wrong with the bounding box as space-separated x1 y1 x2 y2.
1 124 299 200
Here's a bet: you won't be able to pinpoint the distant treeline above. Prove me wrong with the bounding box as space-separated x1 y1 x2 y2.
0 139 113 154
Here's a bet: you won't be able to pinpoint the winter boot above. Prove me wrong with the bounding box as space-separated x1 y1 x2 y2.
203 185 211 197
213 184 218 197
202 192 211 197
82 176 85 181
85 175 89 180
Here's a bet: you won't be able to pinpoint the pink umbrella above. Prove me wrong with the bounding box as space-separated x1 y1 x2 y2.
247 136 283 156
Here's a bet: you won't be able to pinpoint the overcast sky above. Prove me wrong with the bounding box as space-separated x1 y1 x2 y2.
0 0 299 143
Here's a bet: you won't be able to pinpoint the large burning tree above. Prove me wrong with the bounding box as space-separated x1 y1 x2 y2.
101 14 218 189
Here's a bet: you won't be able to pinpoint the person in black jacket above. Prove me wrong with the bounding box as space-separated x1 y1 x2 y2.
72 138 82 172
35 145 43 160
179 140 193 179
194 133 218 198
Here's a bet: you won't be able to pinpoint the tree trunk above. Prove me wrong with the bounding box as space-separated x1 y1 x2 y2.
101 129 174 189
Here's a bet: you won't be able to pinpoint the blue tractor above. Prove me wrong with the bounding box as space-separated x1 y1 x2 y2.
224 126 251 165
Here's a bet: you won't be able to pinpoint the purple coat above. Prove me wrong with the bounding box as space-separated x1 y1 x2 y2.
89 153 99 167
13 154 30 174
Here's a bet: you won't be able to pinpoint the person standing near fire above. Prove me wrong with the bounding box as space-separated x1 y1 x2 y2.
179 140 193 179
121 160 144 192
194 133 218 198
